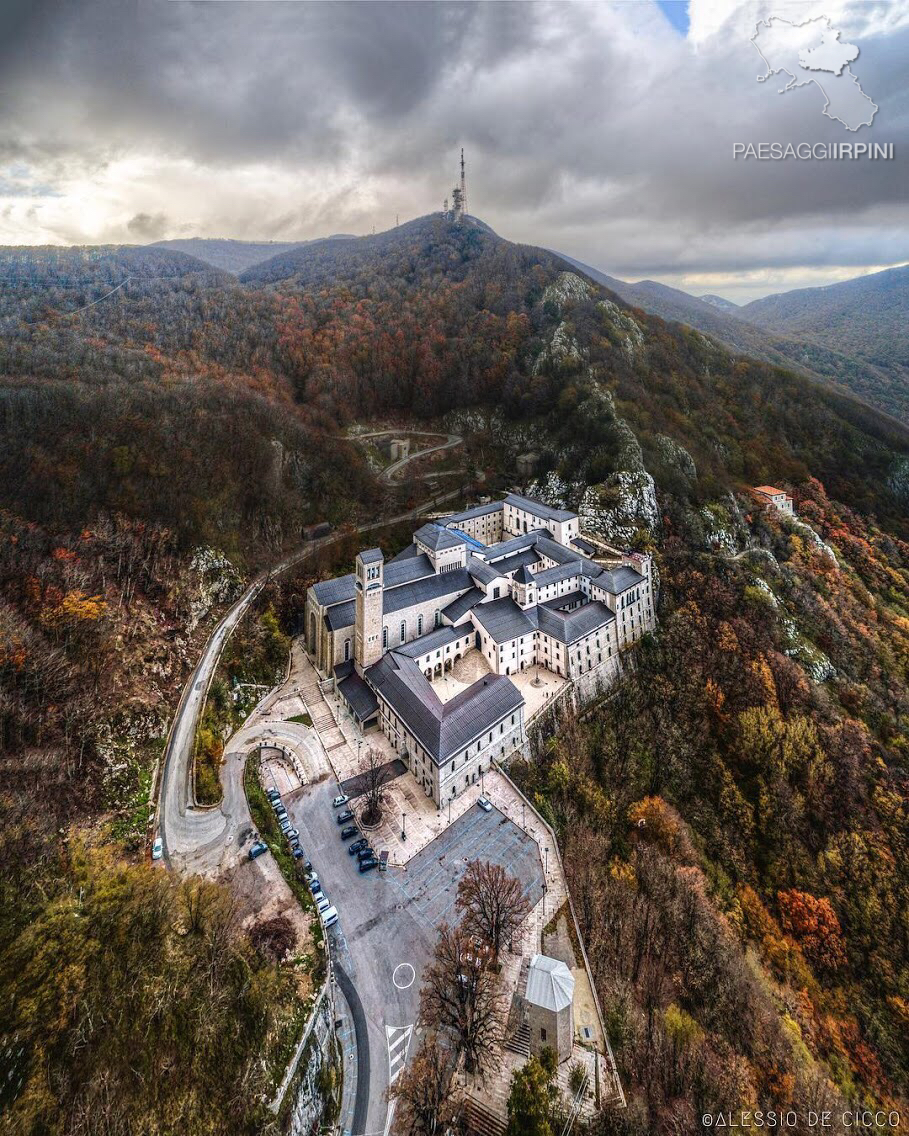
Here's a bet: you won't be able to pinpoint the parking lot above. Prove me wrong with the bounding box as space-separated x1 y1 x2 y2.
283 773 545 1135
386 805 545 935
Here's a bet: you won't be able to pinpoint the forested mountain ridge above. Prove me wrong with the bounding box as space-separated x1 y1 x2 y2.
2 214 909 1132
151 235 357 274
741 264 909 403
557 252 908 426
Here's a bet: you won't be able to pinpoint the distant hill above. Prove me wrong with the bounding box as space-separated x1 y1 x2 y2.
239 214 497 288
558 253 908 424
151 235 356 275
699 293 739 313
739 265 909 419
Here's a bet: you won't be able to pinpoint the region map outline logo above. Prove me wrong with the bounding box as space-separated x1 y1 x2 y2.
750 14 878 132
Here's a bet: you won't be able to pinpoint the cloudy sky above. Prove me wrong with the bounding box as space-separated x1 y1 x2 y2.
1 0 907 301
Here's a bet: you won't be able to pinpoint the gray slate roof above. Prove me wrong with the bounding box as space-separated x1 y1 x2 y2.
359 548 383 564
324 600 355 632
572 536 598 556
397 622 475 658
442 588 483 623
414 522 465 552
526 954 574 1012
385 553 435 588
532 561 582 587
366 652 523 763
312 573 356 606
513 565 535 585
592 565 645 595
383 568 472 616
467 555 504 587
533 535 583 566
491 549 542 577
473 598 536 644
505 493 577 524
536 601 614 645
338 671 379 722
481 529 551 562
441 501 503 524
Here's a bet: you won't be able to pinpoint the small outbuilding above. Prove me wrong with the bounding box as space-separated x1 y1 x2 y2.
525 953 575 1063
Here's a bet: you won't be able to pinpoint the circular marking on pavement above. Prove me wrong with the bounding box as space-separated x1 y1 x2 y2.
393 963 415 990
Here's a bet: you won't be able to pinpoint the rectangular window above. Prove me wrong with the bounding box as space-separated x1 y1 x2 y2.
400 620 406 643
382 627 388 650
418 614 424 635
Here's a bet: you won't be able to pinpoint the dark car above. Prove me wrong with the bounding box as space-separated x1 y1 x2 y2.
292 846 305 860
359 857 379 873
248 841 268 861
339 826 358 841
357 847 375 862
336 810 354 825
348 838 369 855
266 788 280 801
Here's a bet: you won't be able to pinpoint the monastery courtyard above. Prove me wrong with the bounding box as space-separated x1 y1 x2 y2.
428 647 569 720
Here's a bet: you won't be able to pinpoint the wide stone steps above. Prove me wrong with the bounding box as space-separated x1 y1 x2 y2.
505 1021 530 1058
465 1099 506 1136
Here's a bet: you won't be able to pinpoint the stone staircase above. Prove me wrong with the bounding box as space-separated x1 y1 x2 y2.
464 1098 507 1136
505 1020 530 1058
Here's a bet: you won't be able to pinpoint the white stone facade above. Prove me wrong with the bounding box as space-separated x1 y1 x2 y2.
303 493 657 806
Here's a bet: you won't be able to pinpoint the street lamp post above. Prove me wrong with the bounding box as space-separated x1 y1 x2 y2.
522 802 526 830
448 797 452 824
401 812 407 841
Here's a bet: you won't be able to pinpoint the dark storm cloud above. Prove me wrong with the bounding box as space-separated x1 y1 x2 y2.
0 0 906 296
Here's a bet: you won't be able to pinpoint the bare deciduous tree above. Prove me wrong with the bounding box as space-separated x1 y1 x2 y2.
388 1032 459 1135
360 745 391 826
420 923 503 1075
456 859 530 958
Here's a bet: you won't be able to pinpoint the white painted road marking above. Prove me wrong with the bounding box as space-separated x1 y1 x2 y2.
392 963 415 989
385 1024 413 1085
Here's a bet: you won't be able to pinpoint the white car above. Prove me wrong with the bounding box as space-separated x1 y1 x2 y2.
316 894 331 915
333 794 350 808
151 837 164 860
477 796 493 813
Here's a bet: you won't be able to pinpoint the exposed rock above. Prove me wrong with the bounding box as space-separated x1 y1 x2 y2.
654 434 697 482
543 271 592 310
597 299 645 359
186 547 242 634
532 320 587 375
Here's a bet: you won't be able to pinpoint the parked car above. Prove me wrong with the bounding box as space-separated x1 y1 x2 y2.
339 826 358 841
332 794 349 808
336 810 354 825
357 847 375 863
285 826 299 840
151 837 163 860
359 857 379 873
308 876 322 896
349 838 369 855
321 906 339 928
266 788 280 801
279 820 291 835
248 841 268 861
477 796 493 813
292 846 305 860
316 894 331 914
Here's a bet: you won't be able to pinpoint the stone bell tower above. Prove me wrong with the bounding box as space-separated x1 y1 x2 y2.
355 549 384 672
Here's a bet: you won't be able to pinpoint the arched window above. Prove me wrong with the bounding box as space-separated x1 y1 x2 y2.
434 609 441 629
417 614 423 636
344 638 351 662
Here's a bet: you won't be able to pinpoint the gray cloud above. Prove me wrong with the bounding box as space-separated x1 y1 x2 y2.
0 0 906 298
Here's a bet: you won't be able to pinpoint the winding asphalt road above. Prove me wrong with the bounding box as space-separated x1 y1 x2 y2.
154 486 465 1132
